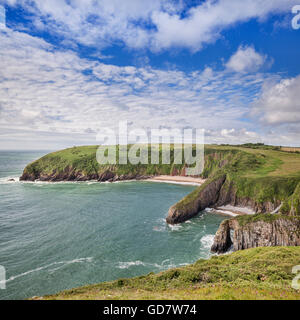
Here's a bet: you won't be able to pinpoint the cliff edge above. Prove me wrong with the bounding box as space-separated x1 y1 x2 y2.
166 146 300 224
211 214 300 254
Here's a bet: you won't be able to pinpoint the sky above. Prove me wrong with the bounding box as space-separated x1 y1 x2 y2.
0 0 300 150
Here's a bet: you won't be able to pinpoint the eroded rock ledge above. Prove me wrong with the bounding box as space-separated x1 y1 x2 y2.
166 174 226 224
211 215 300 254
166 172 293 224
20 169 152 182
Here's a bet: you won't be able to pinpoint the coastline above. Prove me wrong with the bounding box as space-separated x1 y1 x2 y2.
206 205 255 218
145 175 206 186
5 175 206 186
212 205 255 217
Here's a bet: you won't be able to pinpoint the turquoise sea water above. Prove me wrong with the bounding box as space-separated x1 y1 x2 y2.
0 151 225 300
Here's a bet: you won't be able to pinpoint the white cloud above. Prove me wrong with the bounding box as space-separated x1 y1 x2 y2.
226 46 267 73
0 4 6 29
0 28 282 148
204 128 261 144
252 75 300 125
2 0 297 51
150 0 297 51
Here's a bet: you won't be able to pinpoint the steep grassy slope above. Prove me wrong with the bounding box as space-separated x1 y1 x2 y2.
20 144 300 216
20 145 190 181
202 145 300 203
42 247 300 300
21 144 300 179
168 145 300 222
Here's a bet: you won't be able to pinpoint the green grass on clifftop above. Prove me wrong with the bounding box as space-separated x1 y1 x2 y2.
41 247 300 300
23 144 300 214
23 144 300 180
236 213 300 227
172 145 300 213
22 145 190 177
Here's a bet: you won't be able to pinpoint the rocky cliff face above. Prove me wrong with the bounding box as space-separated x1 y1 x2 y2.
210 219 234 254
281 182 300 216
211 215 300 254
215 178 282 213
20 168 152 182
166 173 288 225
166 174 226 224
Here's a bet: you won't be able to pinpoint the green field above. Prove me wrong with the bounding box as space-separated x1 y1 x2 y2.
41 247 300 300
170 144 300 216
209 144 300 178
22 143 300 179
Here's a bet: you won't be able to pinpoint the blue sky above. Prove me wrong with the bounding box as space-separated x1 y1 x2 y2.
0 0 300 149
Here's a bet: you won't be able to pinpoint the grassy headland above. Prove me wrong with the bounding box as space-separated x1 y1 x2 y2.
169 144 300 219
42 247 300 300
21 143 300 216
21 145 189 180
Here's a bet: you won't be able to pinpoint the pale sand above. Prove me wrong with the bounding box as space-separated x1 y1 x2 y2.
145 177 255 217
213 205 255 217
145 175 206 186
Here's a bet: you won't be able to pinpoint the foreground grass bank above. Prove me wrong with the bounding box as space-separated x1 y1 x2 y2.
42 247 300 300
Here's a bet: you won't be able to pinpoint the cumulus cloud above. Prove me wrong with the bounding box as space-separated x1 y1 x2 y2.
226 46 267 73
252 75 300 125
2 0 297 51
204 128 261 144
0 28 278 148
150 0 297 51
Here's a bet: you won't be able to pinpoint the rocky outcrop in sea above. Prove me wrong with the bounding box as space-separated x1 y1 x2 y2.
211 215 300 254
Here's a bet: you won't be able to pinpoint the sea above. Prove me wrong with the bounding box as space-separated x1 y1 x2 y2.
0 151 225 299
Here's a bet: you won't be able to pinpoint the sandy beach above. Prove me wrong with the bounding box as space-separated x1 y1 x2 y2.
145 175 206 186
145 177 255 217
214 205 255 216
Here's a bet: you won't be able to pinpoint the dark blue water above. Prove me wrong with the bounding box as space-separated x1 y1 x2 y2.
0 151 225 299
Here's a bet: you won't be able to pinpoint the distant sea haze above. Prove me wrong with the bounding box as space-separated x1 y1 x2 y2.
0 151 225 299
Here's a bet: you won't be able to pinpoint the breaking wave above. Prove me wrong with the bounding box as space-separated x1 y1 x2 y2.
2 257 93 284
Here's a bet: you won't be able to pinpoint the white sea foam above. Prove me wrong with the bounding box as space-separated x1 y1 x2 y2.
0 176 198 187
2 257 93 284
117 259 181 270
153 218 167 232
200 234 215 249
167 224 182 231
0 176 20 184
117 261 146 269
0 176 140 186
